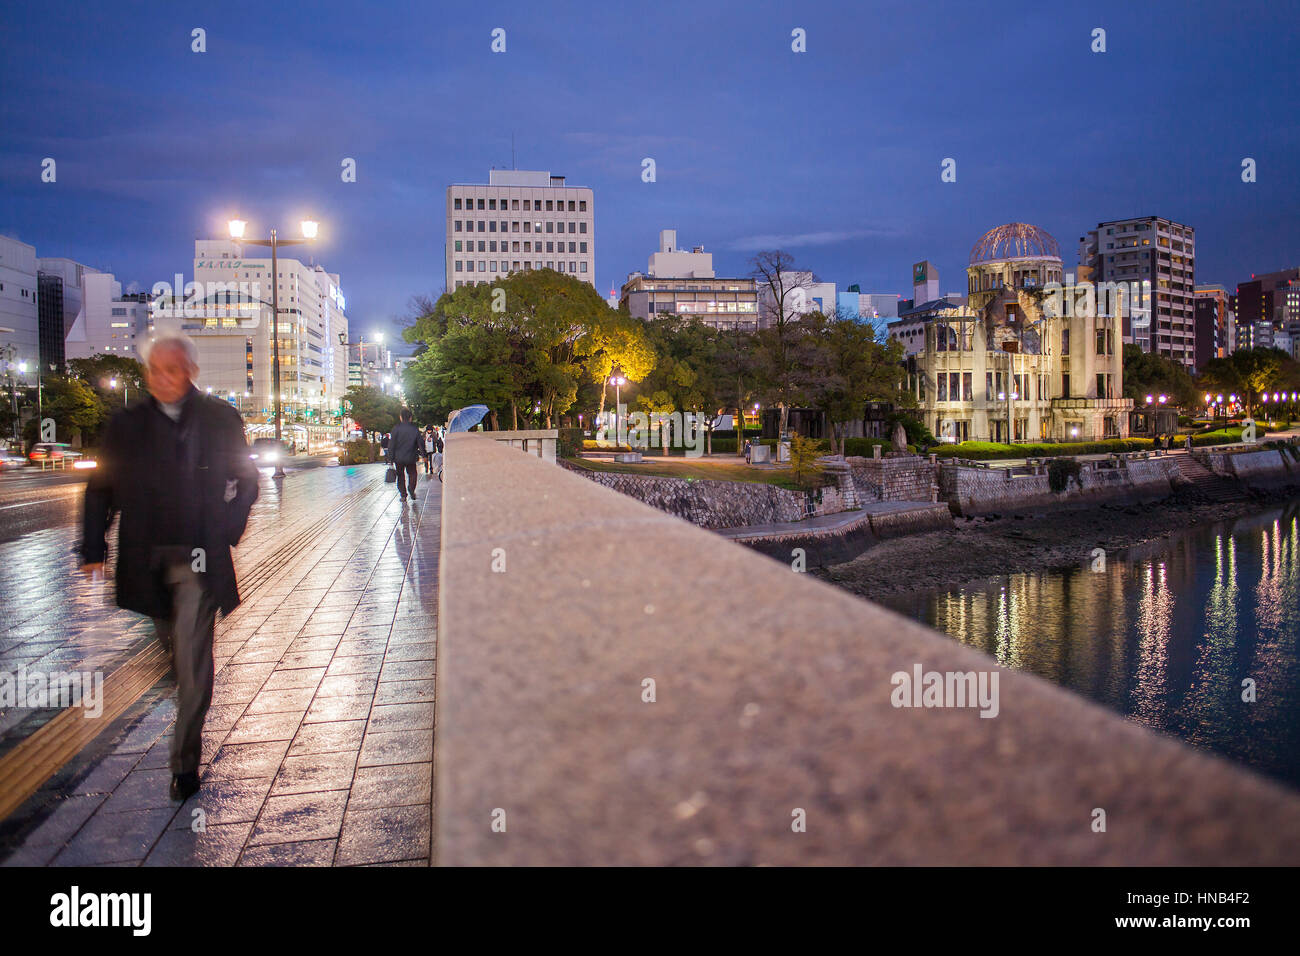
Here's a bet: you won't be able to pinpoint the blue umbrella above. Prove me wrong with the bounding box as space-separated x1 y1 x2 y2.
447 404 490 432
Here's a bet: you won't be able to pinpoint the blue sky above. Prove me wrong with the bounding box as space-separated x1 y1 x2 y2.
2 0 1297 346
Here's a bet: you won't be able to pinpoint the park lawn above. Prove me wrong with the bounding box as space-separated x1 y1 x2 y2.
565 454 802 489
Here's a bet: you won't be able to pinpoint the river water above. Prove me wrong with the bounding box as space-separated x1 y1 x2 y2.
877 503 1300 789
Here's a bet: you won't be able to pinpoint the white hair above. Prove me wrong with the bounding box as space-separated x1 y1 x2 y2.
143 333 199 368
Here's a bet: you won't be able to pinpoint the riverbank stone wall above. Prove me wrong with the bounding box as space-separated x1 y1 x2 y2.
562 466 848 529
939 457 1179 515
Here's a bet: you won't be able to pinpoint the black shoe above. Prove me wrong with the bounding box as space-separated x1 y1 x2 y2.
170 771 200 802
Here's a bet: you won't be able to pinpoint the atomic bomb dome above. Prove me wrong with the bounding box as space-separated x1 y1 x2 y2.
969 223 1062 265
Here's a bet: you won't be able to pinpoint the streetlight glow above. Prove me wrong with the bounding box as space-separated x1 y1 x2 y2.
301 220 319 240
228 219 247 239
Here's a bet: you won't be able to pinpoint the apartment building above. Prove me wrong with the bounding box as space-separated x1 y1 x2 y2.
1079 216 1195 368
445 169 594 292
64 273 152 362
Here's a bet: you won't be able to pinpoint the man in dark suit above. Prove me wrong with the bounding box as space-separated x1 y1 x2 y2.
81 334 259 801
387 407 422 501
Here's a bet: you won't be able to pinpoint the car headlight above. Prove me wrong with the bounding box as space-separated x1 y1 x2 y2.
263 452 278 462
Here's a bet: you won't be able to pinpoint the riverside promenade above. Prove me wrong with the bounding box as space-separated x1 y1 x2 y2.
0 461 438 866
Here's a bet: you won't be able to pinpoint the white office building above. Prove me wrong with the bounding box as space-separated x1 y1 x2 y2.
64 272 152 362
0 236 40 382
148 240 350 420
445 169 595 292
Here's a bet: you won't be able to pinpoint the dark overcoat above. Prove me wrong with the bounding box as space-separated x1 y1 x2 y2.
81 389 260 618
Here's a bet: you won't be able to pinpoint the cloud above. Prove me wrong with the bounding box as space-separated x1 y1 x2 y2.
723 228 902 252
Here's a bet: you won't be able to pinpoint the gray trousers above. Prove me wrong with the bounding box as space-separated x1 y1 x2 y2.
152 560 216 775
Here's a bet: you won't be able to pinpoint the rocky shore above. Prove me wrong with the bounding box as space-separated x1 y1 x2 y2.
817 484 1300 598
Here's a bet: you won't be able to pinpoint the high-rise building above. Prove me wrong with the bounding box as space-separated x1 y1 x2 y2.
37 257 99 371
1235 267 1300 341
445 169 594 292
64 272 152 362
1079 216 1195 368
620 230 758 331
0 236 40 382
1193 284 1230 368
148 240 350 419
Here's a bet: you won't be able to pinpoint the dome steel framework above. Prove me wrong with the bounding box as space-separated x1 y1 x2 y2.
969 223 1062 264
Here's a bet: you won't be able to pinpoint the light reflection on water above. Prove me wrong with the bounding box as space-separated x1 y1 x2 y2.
877 504 1300 789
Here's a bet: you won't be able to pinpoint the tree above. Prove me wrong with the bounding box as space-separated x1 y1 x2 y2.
750 251 816 438
803 310 907 455
1198 348 1296 415
22 375 102 447
634 315 722 454
587 311 655 428
343 385 402 439
1121 344 1197 408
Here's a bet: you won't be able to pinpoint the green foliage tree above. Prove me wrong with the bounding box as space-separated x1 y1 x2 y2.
802 310 907 455
1198 348 1296 415
343 385 402 438
23 375 103 447
1121 344 1197 408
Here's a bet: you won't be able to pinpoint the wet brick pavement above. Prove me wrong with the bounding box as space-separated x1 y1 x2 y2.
0 460 439 866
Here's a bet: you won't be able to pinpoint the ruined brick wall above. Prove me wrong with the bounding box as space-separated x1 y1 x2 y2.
561 466 847 529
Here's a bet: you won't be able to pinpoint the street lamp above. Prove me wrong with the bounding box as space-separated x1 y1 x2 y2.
608 374 626 442
230 216 318 477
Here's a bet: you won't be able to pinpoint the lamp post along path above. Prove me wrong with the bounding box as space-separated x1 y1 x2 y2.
229 217 317 477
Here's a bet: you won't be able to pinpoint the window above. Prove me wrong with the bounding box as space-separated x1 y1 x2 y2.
568 222 576 234
489 199 496 210
490 241 497 252
546 200 553 211
568 242 576 253
478 241 485 252
580 222 587 234
524 222 531 233
1061 328 1070 354
476 199 484 210
568 200 575 211
489 221 496 233
524 242 532 252
948 373 960 401
454 221 462 232
455 261 462 271
511 200 519 210
1062 373 1070 397
512 222 520 233
579 200 587 211
454 240 462 251
454 198 462 210
546 242 554 253
500 220 507 231
490 261 497 272
963 372 972 401
477 221 485 232
580 242 587 253
571 261 577 272
938 375 948 402
580 262 587 273
111 307 127 316
546 222 553 233
524 200 532 211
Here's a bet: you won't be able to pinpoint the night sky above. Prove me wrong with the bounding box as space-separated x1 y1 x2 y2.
2 0 1297 345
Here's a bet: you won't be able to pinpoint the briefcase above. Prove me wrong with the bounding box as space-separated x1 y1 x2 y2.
385 466 397 483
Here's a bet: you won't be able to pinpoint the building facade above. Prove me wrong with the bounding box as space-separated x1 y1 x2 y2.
37 257 99 370
620 230 758 330
1235 267 1300 345
64 273 153 362
1078 216 1195 368
148 240 350 420
895 223 1130 444
445 169 594 292
0 237 40 385
1193 284 1230 368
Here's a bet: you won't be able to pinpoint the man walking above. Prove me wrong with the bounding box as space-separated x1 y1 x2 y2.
387 407 422 501
81 334 259 802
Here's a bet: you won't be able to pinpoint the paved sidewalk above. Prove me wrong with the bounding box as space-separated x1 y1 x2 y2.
0 462 439 867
